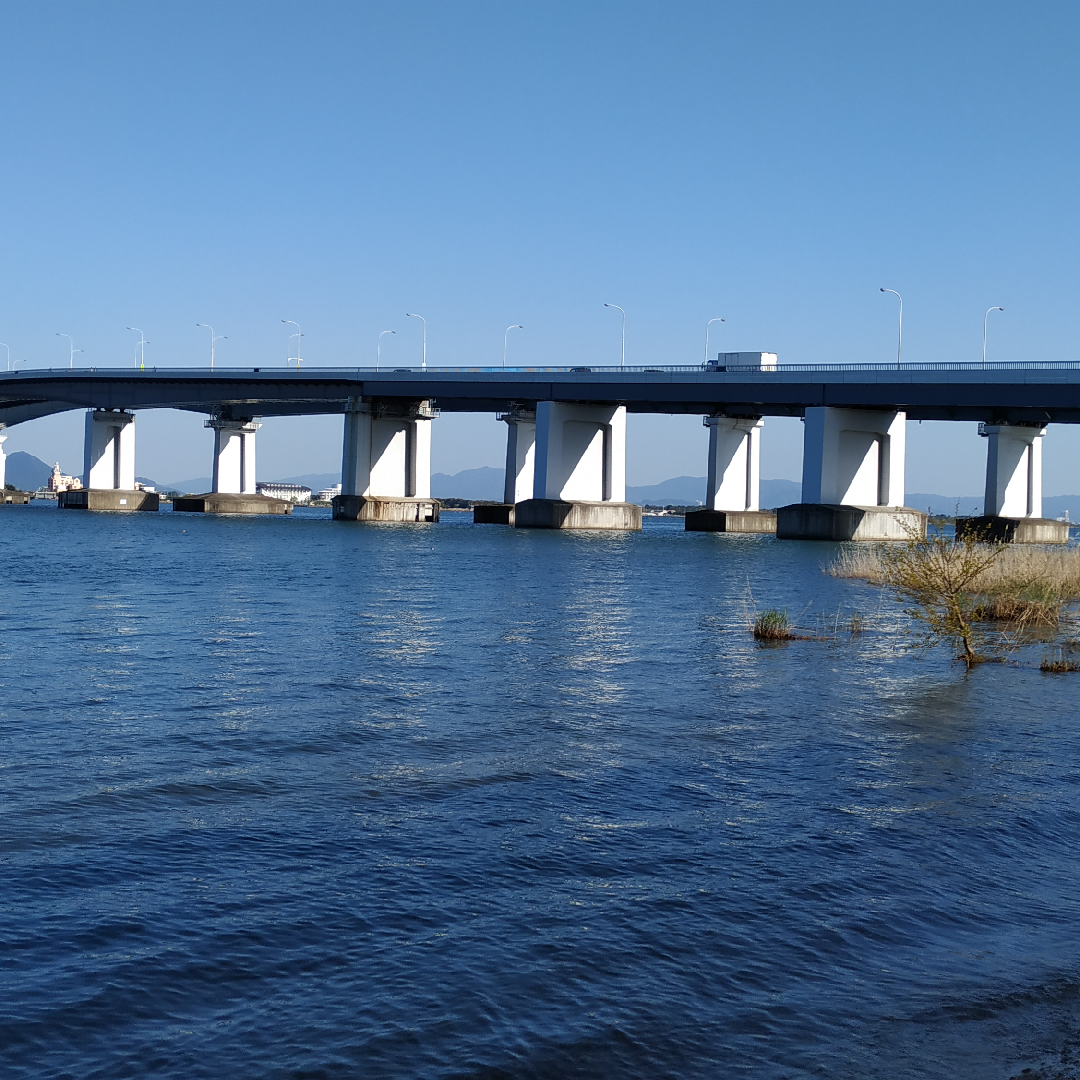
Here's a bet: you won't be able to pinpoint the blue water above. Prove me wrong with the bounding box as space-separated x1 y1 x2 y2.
3 504 1080 1079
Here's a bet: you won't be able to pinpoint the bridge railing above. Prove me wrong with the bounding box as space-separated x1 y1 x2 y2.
4 360 1080 375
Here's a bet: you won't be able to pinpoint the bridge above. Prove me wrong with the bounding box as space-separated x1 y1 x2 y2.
1 354 1077 540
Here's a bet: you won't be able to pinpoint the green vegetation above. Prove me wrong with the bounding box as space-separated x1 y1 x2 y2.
753 609 795 641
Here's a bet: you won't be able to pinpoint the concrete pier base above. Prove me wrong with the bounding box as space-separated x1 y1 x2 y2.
514 498 642 531
59 489 159 512
685 509 776 534
955 515 1069 544
2 490 30 505
331 494 439 522
473 503 515 525
173 492 290 515
776 503 927 541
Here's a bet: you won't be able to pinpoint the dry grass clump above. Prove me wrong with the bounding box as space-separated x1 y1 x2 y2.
1041 655 1080 673
831 542 1080 632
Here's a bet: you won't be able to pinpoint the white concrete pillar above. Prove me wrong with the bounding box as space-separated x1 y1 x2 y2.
0 426 6 490
208 418 259 494
83 410 136 490
532 402 626 502
341 401 435 498
705 416 763 512
801 407 906 507
981 423 1045 517
501 409 536 504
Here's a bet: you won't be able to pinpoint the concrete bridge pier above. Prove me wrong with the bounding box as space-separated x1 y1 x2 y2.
777 407 926 541
514 402 641 530
60 410 157 511
685 417 775 533
474 408 535 525
956 424 1067 543
211 418 259 495
174 417 288 514
333 399 439 522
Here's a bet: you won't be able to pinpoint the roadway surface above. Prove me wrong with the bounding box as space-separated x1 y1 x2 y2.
3 361 1080 427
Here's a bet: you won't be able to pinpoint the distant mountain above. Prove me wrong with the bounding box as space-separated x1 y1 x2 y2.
760 479 802 508
5 452 53 491
432 467 504 501
625 476 802 507
265 472 340 490
1044 495 1080 521
162 477 213 494
428 469 804 508
627 476 705 505
907 493 984 516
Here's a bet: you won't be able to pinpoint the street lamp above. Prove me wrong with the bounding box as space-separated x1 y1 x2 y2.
1 344 9 371
405 313 427 370
281 320 303 370
503 324 523 368
126 327 149 369
983 306 1005 368
377 329 395 371
196 324 226 370
13 358 27 370
56 332 82 369
604 303 625 367
704 317 725 365
880 289 902 368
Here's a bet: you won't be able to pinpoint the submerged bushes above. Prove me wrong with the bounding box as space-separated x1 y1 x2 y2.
830 533 1080 668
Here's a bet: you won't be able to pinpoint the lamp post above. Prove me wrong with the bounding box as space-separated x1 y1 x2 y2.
196 324 226 370
604 303 625 367
377 329 395 371
1 344 9 371
704 317 725 365
983 306 1005 368
56 333 81 369
879 289 902 368
405 313 427 370
13 358 27 370
281 320 303 370
126 327 149 369
503 324 523 368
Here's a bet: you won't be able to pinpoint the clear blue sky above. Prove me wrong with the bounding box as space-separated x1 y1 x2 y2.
3 0 1080 492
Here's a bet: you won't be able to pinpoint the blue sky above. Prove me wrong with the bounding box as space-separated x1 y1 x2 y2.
3 1 1080 492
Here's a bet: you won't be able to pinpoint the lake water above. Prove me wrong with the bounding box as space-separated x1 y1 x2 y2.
2 504 1079 1079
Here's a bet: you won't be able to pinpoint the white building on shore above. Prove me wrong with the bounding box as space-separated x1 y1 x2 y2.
255 482 312 504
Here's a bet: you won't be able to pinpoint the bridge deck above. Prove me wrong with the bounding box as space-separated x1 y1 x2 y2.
3 362 1080 426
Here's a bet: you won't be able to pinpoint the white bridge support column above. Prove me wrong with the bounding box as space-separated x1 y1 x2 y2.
334 400 438 522
955 423 1065 542
778 407 925 540
208 418 259 494
684 416 775 533
84 410 135 490
514 402 640 530
0 425 6 490
801 406 906 507
982 423 1045 518
502 408 536 504
59 409 156 510
707 417 763 511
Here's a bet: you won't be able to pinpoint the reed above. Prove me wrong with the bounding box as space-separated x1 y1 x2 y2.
753 609 795 641
830 543 1080 630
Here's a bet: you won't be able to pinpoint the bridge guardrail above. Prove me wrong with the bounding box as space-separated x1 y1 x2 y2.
4 360 1080 376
